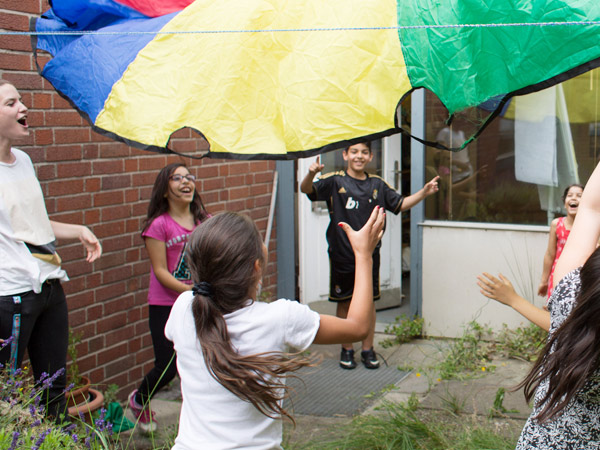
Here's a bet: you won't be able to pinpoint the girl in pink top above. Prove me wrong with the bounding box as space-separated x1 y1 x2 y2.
129 163 209 432
538 184 583 301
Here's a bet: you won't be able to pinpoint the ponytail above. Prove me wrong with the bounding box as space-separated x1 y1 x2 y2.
187 212 314 421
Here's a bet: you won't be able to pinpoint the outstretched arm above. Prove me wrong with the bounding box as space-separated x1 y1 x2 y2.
400 176 440 211
538 219 558 296
554 162 600 284
313 207 385 344
50 220 102 262
300 156 325 194
477 272 550 331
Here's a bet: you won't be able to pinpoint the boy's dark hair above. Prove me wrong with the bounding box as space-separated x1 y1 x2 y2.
186 212 313 422
561 184 584 203
142 162 209 235
344 141 371 153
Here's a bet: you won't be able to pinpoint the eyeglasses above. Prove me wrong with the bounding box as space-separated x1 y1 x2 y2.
169 174 196 182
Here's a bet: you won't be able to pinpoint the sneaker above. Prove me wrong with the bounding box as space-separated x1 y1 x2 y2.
339 348 357 370
361 348 380 369
128 390 157 433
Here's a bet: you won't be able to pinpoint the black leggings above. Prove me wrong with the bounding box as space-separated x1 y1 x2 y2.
136 304 178 404
0 280 68 421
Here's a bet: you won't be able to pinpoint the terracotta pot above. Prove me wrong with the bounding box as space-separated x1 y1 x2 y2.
67 375 91 408
68 388 104 424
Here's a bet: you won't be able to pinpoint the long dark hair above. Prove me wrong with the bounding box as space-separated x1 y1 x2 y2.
186 212 313 421
518 247 600 422
142 163 209 234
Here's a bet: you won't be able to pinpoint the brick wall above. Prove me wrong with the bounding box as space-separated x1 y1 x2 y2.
2 2 278 399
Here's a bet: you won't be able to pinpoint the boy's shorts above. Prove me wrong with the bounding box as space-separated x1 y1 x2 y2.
328 253 380 302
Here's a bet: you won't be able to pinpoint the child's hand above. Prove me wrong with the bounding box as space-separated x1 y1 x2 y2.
537 281 548 297
79 226 102 262
477 272 517 307
308 156 324 175
338 206 385 257
423 176 440 196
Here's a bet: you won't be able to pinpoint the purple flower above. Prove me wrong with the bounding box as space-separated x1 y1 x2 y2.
31 429 50 450
8 431 20 450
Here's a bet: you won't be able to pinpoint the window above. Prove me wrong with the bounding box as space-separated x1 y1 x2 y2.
424 68 600 225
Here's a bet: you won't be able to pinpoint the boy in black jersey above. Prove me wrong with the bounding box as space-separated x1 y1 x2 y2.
301 142 439 369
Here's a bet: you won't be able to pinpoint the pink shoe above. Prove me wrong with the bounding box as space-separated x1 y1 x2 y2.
128 390 157 433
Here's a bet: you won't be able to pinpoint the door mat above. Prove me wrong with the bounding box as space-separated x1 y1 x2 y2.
284 359 409 417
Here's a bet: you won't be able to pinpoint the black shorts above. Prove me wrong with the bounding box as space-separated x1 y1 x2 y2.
328 253 380 302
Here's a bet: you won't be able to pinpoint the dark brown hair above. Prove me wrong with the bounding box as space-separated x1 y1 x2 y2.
142 163 209 235
561 184 584 203
344 141 371 153
518 247 600 422
186 212 313 421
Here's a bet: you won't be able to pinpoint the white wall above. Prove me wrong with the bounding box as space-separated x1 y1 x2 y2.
422 221 549 338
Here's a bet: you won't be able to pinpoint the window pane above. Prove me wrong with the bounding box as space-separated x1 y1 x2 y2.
424 68 600 225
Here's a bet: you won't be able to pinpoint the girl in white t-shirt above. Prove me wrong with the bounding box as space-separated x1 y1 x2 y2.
165 207 385 450
129 163 209 433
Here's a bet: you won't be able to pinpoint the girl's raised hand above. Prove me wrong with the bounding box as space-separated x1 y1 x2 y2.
477 272 518 306
338 206 385 257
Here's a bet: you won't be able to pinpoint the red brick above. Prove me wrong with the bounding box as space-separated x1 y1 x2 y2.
99 143 131 158
101 175 131 190
83 144 99 159
0 35 30 52
85 177 101 192
47 179 84 196
94 191 124 207
26 110 44 127
49 210 84 225
125 190 139 203
95 252 125 270
95 281 126 302
34 128 53 146
55 128 91 144
97 313 128 334
0 0 41 13
0 52 31 71
68 292 95 310
203 177 225 191
105 324 135 348
36 163 55 180
99 235 131 253
52 94 72 109
97 342 128 365
32 92 52 109
139 157 168 171
84 209 100 224
229 186 250 200
85 273 102 290
102 265 132 284
93 222 125 239
131 171 157 186
56 161 92 178
132 202 148 216
229 162 250 175
57 194 92 212
46 111 83 127
124 159 138 173
86 304 103 321
45 145 83 162
93 159 124 175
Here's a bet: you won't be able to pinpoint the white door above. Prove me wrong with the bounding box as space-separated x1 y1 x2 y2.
298 134 403 305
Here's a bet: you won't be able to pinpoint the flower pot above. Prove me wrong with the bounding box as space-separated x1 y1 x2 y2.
68 388 104 424
66 375 91 408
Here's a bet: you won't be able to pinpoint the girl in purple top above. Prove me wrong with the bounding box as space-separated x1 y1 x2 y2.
129 163 209 432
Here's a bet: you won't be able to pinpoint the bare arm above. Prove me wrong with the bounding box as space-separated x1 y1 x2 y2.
554 162 600 284
399 176 440 211
50 220 102 262
145 237 192 294
477 272 550 331
300 156 324 194
537 220 558 296
313 207 385 344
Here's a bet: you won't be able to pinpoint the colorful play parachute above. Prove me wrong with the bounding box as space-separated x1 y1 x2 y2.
33 0 600 159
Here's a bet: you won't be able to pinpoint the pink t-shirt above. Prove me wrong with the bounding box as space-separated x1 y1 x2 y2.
142 213 196 306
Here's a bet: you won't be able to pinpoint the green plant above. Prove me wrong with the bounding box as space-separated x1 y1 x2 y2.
67 329 84 387
488 387 519 418
435 322 495 380
495 323 548 362
438 389 466 417
381 314 424 348
102 384 120 405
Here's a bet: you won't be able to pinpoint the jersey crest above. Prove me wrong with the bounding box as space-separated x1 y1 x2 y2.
373 189 378 200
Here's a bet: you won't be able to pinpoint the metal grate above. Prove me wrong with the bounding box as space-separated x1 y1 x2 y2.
284 359 409 417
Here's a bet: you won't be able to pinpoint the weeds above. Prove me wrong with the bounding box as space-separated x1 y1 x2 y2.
302 400 518 450
435 322 495 380
495 323 547 362
488 388 519 418
381 314 424 348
